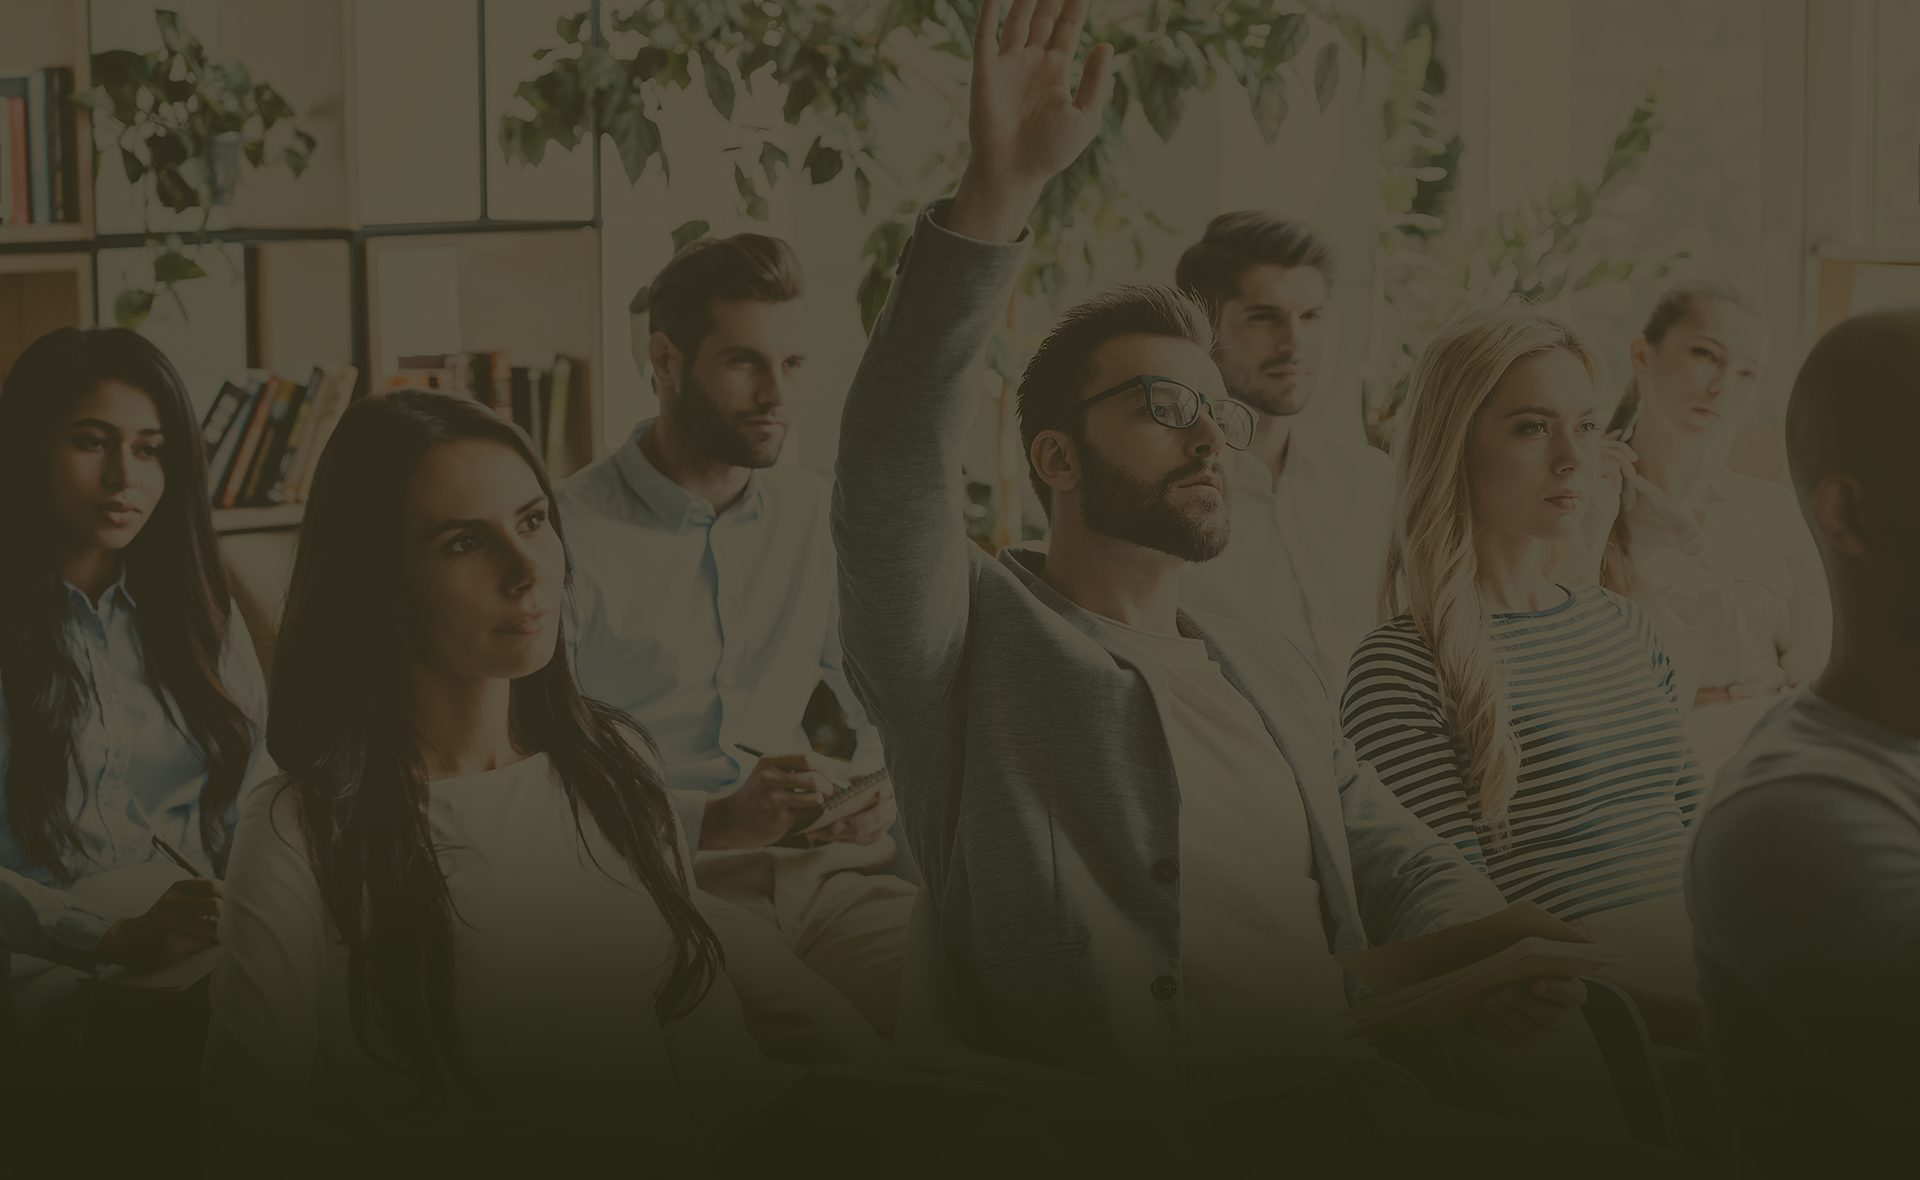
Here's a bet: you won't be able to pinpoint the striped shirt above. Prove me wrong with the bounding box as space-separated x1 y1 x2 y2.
1339 584 1702 920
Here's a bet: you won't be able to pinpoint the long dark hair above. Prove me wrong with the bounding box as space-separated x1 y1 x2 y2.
1600 280 1754 595
0 328 254 881
268 389 721 1110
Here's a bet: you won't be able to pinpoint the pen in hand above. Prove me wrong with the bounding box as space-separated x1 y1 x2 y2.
151 833 204 878
735 743 828 795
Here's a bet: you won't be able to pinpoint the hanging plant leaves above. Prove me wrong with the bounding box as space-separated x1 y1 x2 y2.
611 106 663 182
854 166 871 214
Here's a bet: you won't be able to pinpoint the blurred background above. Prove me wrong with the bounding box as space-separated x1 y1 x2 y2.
3 0 1916 573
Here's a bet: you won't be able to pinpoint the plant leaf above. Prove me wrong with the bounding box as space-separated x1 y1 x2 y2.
1313 43 1339 112
629 283 651 315
735 164 769 220
671 219 710 251
700 48 736 120
759 141 789 185
854 166 871 214
115 287 156 328
153 250 207 284
803 138 843 184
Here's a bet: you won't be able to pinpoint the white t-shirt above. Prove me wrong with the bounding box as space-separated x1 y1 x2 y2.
1092 617 1356 1086
204 753 791 1176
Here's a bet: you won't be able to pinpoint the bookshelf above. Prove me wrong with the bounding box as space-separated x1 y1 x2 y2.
0 0 611 538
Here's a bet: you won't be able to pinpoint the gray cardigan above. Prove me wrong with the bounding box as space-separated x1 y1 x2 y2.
831 202 1504 1085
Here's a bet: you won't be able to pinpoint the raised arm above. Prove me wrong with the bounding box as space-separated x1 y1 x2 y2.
830 0 1113 723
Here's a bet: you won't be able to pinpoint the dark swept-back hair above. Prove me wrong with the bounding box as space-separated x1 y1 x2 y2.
1600 279 1756 594
0 327 254 881
269 389 721 1110
1015 283 1215 513
646 232 804 360
1174 211 1338 321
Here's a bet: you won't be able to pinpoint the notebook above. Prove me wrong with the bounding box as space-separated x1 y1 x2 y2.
776 765 892 846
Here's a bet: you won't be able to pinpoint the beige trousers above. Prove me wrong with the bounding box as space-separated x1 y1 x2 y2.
695 836 915 1037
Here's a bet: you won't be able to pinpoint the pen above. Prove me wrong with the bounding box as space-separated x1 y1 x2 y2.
735 744 826 795
151 833 204 878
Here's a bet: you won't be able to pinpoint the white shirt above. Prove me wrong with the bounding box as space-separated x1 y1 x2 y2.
559 422 879 849
2 582 268 966
1182 423 1396 700
1623 469 1832 767
204 754 791 1176
1091 617 1357 1088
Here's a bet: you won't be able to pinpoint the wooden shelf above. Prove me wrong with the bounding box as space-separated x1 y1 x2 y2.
211 503 304 534
0 223 92 246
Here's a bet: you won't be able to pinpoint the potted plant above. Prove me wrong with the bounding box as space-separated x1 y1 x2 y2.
80 9 317 327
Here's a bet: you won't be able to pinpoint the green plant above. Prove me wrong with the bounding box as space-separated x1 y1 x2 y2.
80 10 317 327
505 0 1382 542
1362 11 1686 448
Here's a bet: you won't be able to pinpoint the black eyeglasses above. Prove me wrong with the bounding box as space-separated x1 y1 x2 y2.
1076 375 1256 451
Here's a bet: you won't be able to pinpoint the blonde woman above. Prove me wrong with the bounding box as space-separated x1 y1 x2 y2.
1580 282 1831 776
1339 307 1704 1047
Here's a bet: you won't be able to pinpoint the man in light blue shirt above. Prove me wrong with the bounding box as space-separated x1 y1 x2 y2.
560 232 912 1033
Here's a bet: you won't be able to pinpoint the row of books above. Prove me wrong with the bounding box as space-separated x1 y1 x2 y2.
0 67 80 226
202 367 360 509
387 351 586 474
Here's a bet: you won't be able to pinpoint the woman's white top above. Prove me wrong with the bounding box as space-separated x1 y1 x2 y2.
1622 468 1832 768
202 752 792 1177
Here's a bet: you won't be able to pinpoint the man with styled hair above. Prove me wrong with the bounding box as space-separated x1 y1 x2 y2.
560 230 913 1035
1688 307 1920 1173
833 0 1603 1156
1175 210 1395 697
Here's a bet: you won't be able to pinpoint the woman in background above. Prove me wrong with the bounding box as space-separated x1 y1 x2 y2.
202 391 789 1176
1341 307 1705 1049
0 327 265 1033
1585 281 1830 774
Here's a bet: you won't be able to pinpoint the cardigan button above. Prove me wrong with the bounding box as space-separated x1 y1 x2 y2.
1150 975 1179 1001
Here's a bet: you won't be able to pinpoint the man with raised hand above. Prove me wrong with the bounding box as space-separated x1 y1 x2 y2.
831 0 1629 1161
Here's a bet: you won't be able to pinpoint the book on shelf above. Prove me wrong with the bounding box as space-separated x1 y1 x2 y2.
0 67 80 226
385 351 587 473
203 364 357 510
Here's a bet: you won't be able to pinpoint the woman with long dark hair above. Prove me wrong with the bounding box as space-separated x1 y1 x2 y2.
0 327 265 1029
202 390 788 1174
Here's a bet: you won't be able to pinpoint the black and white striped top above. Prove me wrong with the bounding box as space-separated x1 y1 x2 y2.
1339 584 1702 920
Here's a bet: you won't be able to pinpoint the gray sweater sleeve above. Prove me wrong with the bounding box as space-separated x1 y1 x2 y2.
830 201 1028 749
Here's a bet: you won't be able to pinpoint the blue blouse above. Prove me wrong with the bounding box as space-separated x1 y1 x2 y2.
0 576 269 965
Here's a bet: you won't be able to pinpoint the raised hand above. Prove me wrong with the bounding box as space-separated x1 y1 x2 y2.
947 0 1116 242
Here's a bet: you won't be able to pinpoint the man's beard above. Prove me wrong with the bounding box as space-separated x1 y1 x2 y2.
1224 352 1311 418
675 370 786 468
1077 437 1229 562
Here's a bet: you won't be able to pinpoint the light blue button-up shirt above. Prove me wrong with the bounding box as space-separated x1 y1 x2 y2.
0 577 270 965
559 421 880 849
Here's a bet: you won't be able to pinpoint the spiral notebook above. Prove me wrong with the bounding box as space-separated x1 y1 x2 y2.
777 765 892 846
